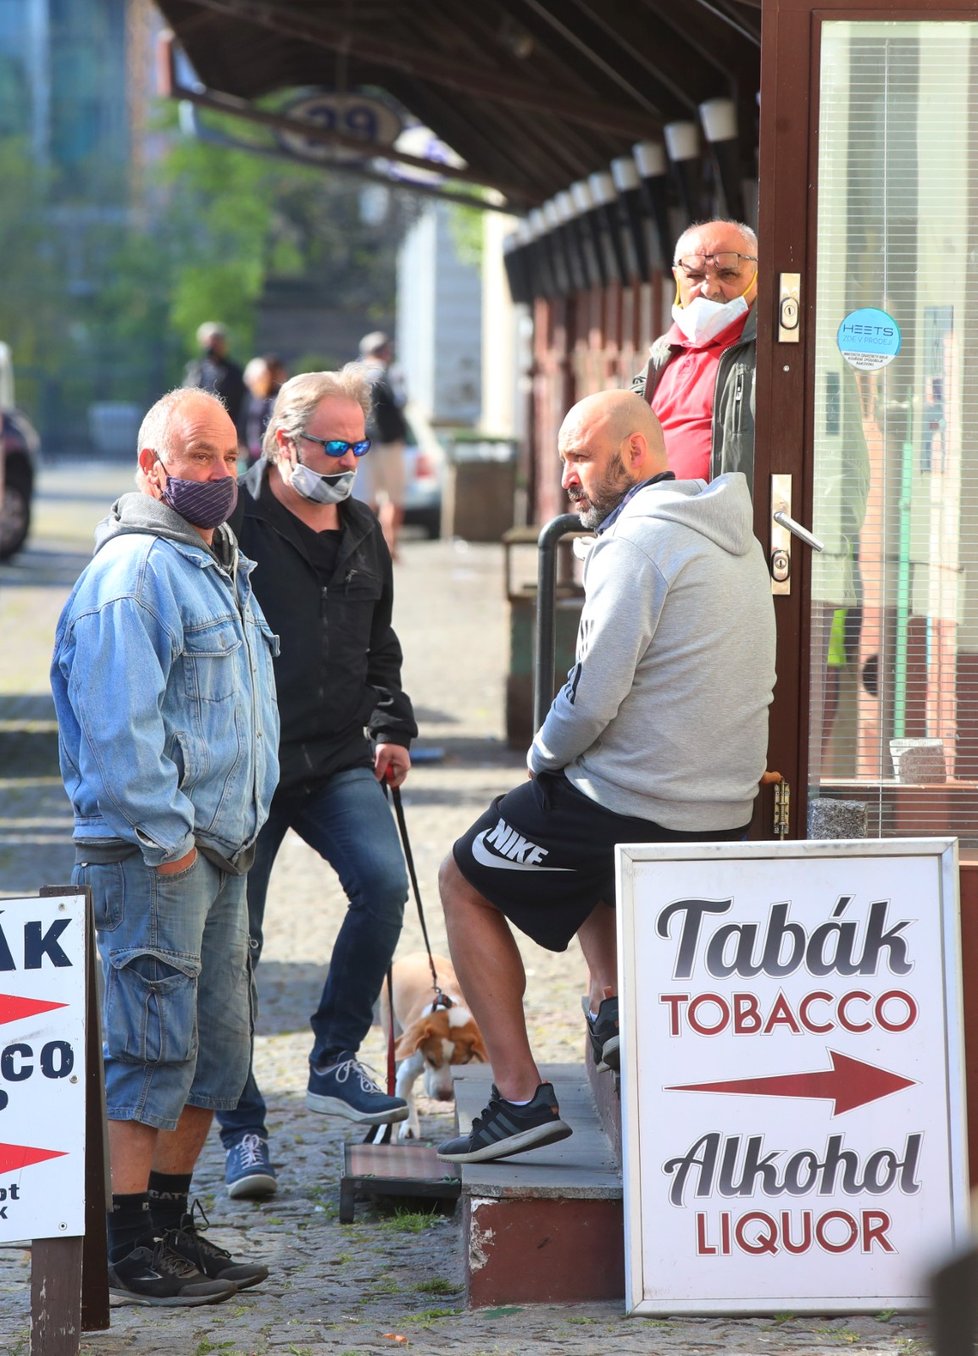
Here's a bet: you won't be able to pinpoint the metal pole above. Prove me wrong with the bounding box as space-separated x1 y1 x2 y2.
534 513 583 732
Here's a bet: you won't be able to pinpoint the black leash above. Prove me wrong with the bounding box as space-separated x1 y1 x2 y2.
362 778 450 1147
388 779 452 1013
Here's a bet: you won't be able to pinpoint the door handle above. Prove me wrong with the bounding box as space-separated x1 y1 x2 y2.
772 510 824 554
769 474 824 595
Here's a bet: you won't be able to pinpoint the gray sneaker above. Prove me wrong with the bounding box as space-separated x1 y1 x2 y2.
583 995 620 1073
436 1082 572 1164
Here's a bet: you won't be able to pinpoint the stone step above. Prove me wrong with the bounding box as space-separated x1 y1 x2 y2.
452 1062 624 1306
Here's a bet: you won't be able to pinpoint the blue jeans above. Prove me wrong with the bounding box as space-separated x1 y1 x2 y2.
217 767 407 1148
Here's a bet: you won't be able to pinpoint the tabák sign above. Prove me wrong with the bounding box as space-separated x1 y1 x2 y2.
0 894 86 1242
616 839 969 1315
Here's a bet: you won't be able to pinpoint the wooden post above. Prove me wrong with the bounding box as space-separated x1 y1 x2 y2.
31 886 109 1354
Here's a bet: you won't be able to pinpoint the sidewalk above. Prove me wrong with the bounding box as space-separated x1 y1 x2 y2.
0 464 935 1354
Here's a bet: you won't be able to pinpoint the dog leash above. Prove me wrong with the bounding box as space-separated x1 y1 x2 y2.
387 776 452 1013
363 774 450 1148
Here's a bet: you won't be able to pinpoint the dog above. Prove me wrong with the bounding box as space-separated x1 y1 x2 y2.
376 952 488 1141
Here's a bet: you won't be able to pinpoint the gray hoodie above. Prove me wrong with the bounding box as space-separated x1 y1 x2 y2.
529 473 776 831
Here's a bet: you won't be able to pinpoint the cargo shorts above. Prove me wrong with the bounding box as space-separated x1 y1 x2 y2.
73 850 253 1131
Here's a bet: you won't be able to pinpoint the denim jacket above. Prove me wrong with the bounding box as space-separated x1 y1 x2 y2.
51 493 280 869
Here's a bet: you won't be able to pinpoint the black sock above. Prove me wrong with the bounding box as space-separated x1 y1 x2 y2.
147 1171 193 1234
107 1192 153 1263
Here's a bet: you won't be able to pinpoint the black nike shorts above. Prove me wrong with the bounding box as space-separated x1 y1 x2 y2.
452 771 749 953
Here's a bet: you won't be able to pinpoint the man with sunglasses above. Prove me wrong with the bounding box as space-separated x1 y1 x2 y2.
634 219 759 485
217 366 417 1200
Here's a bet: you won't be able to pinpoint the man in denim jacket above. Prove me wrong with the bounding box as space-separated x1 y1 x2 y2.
51 388 280 1307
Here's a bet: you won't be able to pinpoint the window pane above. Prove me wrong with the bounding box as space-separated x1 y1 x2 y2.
812 21 978 847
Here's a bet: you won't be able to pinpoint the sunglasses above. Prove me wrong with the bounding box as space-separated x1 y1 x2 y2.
300 433 372 458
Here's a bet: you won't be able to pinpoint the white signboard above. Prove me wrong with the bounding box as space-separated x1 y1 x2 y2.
617 839 969 1315
0 894 86 1241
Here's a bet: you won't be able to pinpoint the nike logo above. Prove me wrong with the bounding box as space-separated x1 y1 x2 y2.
470 819 574 873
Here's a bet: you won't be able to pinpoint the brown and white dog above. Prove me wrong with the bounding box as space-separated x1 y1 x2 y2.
376 952 488 1140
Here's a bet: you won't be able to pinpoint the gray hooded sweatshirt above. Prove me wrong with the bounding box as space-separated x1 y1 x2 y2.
528 472 776 831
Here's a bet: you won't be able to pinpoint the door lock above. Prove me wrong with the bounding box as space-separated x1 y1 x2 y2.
778 273 801 343
770 547 790 583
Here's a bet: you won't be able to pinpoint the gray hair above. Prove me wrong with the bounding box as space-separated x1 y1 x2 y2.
137 387 228 463
134 388 231 493
262 364 373 463
673 219 758 263
196 321 227 347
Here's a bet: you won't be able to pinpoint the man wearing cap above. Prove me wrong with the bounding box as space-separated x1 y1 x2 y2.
185 323 247 440
358 331 409 559
633 219 758 485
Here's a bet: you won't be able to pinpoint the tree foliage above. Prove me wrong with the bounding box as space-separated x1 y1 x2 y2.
0 109 415 447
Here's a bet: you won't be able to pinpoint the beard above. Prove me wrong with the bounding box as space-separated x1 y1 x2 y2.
567 452 636 529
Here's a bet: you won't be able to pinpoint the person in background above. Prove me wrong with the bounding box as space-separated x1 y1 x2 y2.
633 219 758 484
243 354 288 466
51 388 280 1305
184 322 247 441
358 331 408 560
216 365 417 1201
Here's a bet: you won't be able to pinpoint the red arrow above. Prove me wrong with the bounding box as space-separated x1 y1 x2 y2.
0 1142 67 1172
0 994 68 1025
666 1050 915 1115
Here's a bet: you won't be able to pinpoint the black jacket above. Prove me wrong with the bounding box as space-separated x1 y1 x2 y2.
231 461 417 793
184 351 247 431
364 365 408 444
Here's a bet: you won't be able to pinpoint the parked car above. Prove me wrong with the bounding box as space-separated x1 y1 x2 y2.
0 344 39 562
402 406 446 540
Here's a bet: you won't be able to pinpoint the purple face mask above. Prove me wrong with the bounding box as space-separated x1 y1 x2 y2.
159 465 238 529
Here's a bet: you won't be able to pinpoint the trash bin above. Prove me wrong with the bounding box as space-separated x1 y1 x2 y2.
503 526 584 748
443 435 518 542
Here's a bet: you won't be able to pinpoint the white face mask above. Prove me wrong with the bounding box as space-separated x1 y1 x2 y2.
671 293 749 346
289 462 357 505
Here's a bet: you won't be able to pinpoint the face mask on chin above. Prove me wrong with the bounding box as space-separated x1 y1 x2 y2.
289 460 357 505
671 293 749 346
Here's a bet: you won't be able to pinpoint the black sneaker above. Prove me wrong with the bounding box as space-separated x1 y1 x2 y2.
108 1237 237 1307
436 1082 572 1164
306 1051 408 1125
583 995 620 1073
165 1199 268 1290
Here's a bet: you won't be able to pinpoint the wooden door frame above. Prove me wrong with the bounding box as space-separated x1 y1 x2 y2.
754 0 964 838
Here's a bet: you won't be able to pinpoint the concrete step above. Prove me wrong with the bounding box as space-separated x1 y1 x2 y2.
452 1062 624 1306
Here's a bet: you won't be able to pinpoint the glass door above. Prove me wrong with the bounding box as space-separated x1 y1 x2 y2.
810 20 978 847
754 1 978 844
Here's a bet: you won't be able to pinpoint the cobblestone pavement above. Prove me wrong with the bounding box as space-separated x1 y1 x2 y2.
0 463 935 1355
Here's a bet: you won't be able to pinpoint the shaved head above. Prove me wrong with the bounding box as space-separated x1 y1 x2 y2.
558 389 669 528
560 390 668 474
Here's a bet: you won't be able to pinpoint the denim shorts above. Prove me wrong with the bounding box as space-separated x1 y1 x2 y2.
73 850 253 1131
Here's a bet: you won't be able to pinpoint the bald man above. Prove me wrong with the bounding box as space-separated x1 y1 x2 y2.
634 219 758 484
436 390 776 1165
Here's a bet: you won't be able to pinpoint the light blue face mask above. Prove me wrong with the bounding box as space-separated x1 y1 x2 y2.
289 461 357 505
